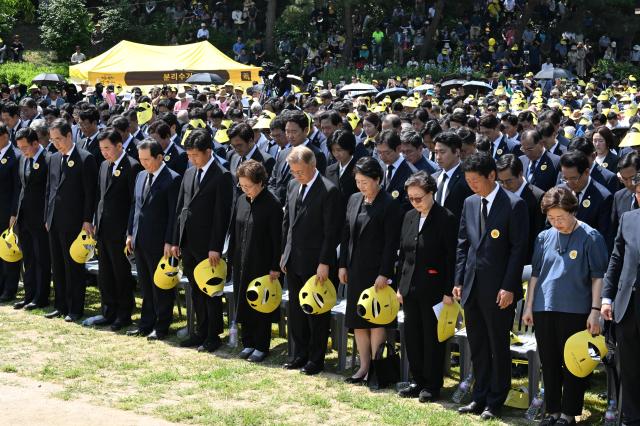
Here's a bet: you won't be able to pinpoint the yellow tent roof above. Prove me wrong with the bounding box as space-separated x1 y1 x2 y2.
70 40 261 88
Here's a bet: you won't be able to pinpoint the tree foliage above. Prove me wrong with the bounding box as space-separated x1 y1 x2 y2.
39 0 92 59
0 0 35 38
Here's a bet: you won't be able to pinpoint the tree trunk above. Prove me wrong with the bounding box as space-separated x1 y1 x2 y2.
341 0 353 67
419 0 444 60
512 0 542 43
265 0 277 57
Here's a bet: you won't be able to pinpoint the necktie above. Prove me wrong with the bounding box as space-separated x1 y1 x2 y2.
295 184 307 216
106 162 114 186
144 173 154 200
480 198 488 235
575 191 582 204
386 165 394 188
633 195 639 210
25 158 33 180
62 154 69 168
436 173 448 205
527 160 537 181
195 168 203 193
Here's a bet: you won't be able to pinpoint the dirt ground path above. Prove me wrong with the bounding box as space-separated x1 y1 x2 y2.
0 372 180 426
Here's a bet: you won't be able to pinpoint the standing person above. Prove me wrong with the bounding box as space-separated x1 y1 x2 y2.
453 152 529 420
591 126 619 174
227 123 275 186
361 113 381 156
78 106 104 164
228 160 283 362
523 187 607 425
602 179 640 425
280 146 343 375
325 130 358 207
519 128 561 192
172 130 233 351
396 171 457 402
478 114 522 159
148 120 189 176
45 119 98 321
611 152 640 233
12 128 50 309
0 123 21 302
339 157 402 384
400 130 440 174
94 129 142 330
126 139 181 340
376 129 415 210
267 117 292 205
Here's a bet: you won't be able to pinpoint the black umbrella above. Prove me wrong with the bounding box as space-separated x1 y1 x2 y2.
375 87 407 102
185 72 225 85
534 68 575 80
32 73 67 85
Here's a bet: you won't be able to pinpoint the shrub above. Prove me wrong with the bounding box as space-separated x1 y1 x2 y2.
0 62 68 85
39 0 92 60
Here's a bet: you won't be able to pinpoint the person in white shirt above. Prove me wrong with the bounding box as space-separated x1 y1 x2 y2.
70 46 86 64
196 23 209 40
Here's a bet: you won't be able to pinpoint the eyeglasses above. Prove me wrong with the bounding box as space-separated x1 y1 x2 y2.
561 175 582 183
497 177 517 186
408 194 427 204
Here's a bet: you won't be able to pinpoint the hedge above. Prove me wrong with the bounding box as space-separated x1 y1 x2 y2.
0 61 69 85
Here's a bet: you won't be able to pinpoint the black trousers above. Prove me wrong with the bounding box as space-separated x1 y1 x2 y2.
403 287 445 393
465 296 515 409
241 312 272 353
0 254 21 300
17 222 50 306
286 270 330 366
49 224 86 316
534 311 589 416
135 246 175 334
182 249 223 344
97 238 135 322
616 292 640 424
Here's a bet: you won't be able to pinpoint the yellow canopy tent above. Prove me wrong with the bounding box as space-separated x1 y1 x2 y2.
69 40 261 88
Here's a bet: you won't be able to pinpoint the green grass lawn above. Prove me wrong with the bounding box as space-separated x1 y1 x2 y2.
0 285 607 425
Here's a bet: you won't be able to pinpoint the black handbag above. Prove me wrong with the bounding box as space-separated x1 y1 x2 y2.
368 342 400 390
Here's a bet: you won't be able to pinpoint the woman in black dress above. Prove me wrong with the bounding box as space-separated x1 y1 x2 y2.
396 171 457 402
228 160 283 363
338 157 403 383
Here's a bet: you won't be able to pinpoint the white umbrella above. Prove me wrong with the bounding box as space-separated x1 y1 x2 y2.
413 84 435 92
339 83 378 93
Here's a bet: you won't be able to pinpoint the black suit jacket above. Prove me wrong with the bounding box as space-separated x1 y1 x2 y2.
325 159 358 208
493 135 522 159
384 159 415 210
520 150 561 192
560 180 613 250
603 209 640 322
519 183 546 263
45 147 98 231
81 133 105 164
455 186 529 306
611 188 637 234
228 147 275 183
433 164 473 227
128 166 181 252
0 145 21 227
397 205 457 298
599 151 619 174
123 136 139 161
174 160 233 256
163 143 189 176
590 163 619 194
267 147 292 206
281 173 344 276
13 150 49 228
95 155 142 239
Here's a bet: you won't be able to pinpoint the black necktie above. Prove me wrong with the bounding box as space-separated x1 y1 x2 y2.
195 168 203 193
528 160 537 181
62 154 68 168
386 165 394 188
633 196 639 210
106 162 115 186
25 158 33 180
436 173 448 205
240 156 246 163
144 173 154 199
480 198 488 235
295 184 307 215
575 191 582 203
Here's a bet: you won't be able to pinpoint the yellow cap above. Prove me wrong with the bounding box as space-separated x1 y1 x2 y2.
437 301 462 342
564 330 608 378
246 275 282 313
153 256 181 290
69 230 96 264
0 228 22 262
298 275 336 315
356 285 399 325
194 258 227 297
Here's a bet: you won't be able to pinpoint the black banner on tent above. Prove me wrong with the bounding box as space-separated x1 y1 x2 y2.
123 70 231 85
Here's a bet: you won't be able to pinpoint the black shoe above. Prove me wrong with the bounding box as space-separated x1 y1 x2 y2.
110 319 132 332
480 407 500 420
13 301 26 309
179 336 204 348
197 339 222 353
239 347 255 359
147 330 167 341
458 401 484 415
418 389 439 403
247 350 268 363
539 415 558 426
126 328 151 337
93 317 115 326
64 314 81 322
24 303 40 311
345 375 367 384
44 310 62 319
283 357 307 370
300 361 323 375
398 383 422 398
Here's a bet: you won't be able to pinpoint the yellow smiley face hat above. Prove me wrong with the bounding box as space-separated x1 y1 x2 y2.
564 330 608 378
153 256 181 290
194 258 227 297
246 275 282 313
69 230 96 264
356 285 400 325
0 227 22 262
299 275 336 314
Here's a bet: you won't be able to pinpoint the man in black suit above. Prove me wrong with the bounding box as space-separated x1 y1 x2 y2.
325 129 358 207
376 129 415 210
611 152 640 233
148 120 189 175
44 119 98 321
172 129 233 352
559 151 613 251
1 102 25 146
12 128 50 310
126 139 181 340
453 152 529 420
0 123 21 302
267 117 292 205
400 130 440 174
78 106 105 164
432 131 473 227
284 110 327 175
538 120 567 157
227 123 275 187
563 137 619 195
602 201 640 425
124 109 146 141
496 154 545 263
94 129 143 330
110 116 139 161
280 145 343 375
478 114 522 160
519 129 561 192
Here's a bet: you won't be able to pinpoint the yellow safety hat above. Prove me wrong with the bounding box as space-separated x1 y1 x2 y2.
194 258 227 297
619 131 640 147
246 274 282 313
505 387 529 409
346 112 361 131
0 228 22 262
136 102 153 125
153 256 181 290
437 301 462 342
564 330 608 378
69 230 96 263
298 275 336 315
253 114 273 130
356 285 399 325
214 128 229 144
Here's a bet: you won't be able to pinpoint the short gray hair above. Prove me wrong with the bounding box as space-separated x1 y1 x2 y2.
286 145 316 166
